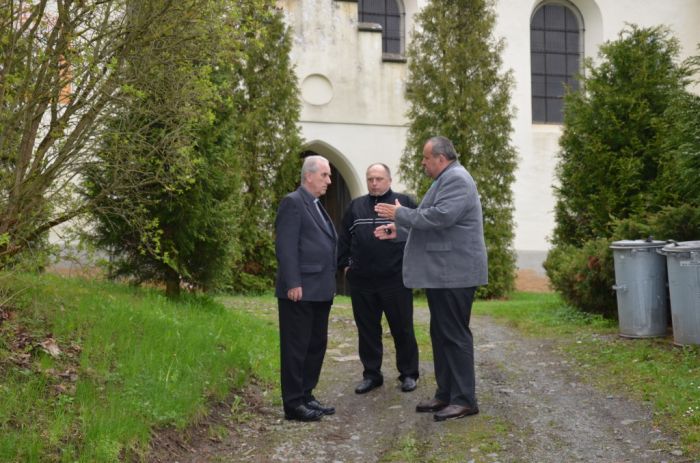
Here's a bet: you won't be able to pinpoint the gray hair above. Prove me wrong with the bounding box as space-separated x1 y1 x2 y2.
428 136 458 161
366 163 392 180
301 155 329 184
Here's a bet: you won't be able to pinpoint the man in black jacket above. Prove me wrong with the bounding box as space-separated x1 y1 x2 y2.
338 163 419 394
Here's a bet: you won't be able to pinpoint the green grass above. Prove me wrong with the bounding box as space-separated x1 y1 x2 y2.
472 291 616 336
2 279 699 460
471 291 700 457
0 273 278 462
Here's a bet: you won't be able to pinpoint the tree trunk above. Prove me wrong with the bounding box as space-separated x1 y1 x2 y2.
165 269 180 299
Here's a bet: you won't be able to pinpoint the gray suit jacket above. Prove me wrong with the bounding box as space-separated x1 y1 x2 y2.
395 162 488 289
275 186 337 301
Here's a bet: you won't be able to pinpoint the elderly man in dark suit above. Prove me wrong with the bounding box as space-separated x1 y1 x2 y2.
375 136 488 422
275 155 337 422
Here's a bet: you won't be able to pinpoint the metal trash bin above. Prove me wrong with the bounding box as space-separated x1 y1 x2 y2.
659 241 700 346
610 239 668 337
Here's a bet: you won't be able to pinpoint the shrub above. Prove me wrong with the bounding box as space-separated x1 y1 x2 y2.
546 25 699 314
544 238 616 317
552 25 692 247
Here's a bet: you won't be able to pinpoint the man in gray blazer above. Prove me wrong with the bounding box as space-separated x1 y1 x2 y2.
375 136 488 421
275 155 337 422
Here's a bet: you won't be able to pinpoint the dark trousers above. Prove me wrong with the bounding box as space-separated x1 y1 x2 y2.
278 298 332 409
426 287 477 408
349 283 419 382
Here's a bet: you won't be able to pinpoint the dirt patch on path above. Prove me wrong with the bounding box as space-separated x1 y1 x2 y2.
515 269 551 292
149 302 691 463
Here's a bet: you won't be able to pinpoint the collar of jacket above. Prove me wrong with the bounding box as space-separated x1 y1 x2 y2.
298 185 317 204
434 160 460 181
368 188 393 202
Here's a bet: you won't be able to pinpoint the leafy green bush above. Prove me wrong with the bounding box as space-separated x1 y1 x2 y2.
614 205 700 244
546 25 700 314
553 25 693 247
544 238 616 317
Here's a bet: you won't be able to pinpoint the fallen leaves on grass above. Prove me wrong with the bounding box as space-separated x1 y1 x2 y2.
39 337 62 358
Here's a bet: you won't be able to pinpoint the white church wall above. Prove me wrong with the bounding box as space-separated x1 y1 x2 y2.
282 0 411 126
300 123 409 198
282 0 700 268
492 0 700 254
280 0 414 196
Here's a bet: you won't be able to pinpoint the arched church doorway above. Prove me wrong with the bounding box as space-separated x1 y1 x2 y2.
302 149 352 294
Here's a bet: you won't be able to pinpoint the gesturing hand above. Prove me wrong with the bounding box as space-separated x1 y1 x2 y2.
373 223 397 240
374 199 402 220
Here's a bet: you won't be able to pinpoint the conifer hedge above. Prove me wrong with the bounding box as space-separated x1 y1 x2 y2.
545 25 700 316
400 0 517 298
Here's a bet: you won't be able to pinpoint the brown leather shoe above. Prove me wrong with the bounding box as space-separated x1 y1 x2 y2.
415 398 448 413
433 404 479 421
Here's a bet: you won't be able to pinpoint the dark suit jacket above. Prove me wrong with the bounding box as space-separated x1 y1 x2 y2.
275 186 337 301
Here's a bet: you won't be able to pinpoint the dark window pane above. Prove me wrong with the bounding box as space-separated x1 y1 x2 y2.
387 0 399 14
533 97 547 122
363 13 383 25
567 54 580 74
546 77 566 98
531 53 545 74
546 5 566 29
364 0 384 14
532 74 546 97
566 32 579 52
547 97 564 123
565 8 579 29
386 38 400 53
386 16 400 33
531 8 545 29
545 31 566 52
546 54 566 75
531 30 545 51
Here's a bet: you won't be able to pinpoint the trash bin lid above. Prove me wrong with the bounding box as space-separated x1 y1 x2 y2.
610 239 667 250
661 240 700 253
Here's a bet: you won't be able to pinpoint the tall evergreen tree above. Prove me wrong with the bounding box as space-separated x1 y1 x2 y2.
552 25 692 247
400 0 517 298
84 0 301 296
544 26 696 316
226 0 302 292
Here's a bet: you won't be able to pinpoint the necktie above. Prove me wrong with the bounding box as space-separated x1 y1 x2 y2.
314 199 332 234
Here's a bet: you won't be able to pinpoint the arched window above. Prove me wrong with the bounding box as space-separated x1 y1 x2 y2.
359 0 403 54
531 3 582 123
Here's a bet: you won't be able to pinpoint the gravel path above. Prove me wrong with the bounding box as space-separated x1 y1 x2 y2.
150 302 692 463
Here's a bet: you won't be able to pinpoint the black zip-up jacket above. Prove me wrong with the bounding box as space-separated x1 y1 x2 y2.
337 189 417 286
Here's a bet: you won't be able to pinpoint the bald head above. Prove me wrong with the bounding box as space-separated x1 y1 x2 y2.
366 163 392 196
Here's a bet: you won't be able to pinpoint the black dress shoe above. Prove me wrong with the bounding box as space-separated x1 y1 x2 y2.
433 404 479 421
306 399 335 415
354 378 383 394
401 377 417 392
415 398 448 413
284 404 323 422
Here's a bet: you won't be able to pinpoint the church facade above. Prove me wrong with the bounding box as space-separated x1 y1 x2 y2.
277 0 700 270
